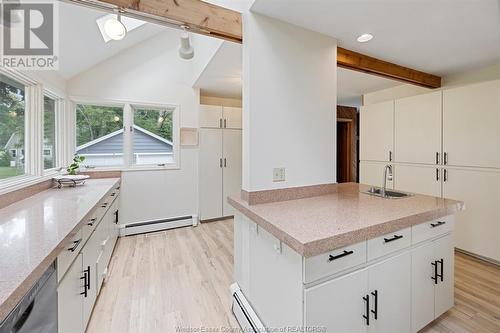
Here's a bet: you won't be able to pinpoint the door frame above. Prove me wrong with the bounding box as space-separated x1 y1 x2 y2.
337 106 358 182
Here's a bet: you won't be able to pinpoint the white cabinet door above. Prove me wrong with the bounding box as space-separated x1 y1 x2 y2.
411 241 435 333
395 92 442 165
368 252 411 333
82 230 101 328
305 269 369 333
199 128 223 220
443 168 500 262
394 164 441 197
360 101 394 162
223 107 242 129
222 129 242 216
58 253 83 333
199 105 223 128
434 234 454 318
359 161 393 189
443 79 500 168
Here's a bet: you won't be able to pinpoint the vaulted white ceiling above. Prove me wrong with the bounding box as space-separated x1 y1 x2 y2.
58 2 165 79
194 41 242 98
252 0 500 76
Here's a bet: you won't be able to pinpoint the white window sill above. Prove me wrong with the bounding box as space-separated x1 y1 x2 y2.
84 164 180 173
0 174 57 196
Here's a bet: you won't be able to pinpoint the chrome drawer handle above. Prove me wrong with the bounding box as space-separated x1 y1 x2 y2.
328 250 354 261
68 238 82 252
383 234 403 243
430 221 446 228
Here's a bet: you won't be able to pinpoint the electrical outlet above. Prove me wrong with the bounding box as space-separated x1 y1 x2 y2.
273 167 286 182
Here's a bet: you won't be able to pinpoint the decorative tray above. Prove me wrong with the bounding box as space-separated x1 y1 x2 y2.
53 175 90 188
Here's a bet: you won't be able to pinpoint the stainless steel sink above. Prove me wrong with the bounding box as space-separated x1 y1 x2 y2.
362 187 412 199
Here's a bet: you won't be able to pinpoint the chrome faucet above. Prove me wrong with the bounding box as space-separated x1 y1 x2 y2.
381 165 393 197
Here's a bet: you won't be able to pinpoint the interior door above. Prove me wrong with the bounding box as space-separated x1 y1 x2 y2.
58 253 83 333
222 129 242 216
199 105 223 128
443 79 500 168
394 164 441 197
223 107 242 129
411 242 435 333
359 161 394 189
443 168 500 262
368 252 411 333
305 269 369 333
395 92 442 165
360 101 394 162
199 128 223 220
434 234 454 318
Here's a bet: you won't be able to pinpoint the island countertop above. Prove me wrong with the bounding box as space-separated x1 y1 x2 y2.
228 183 464 258
0 178 120 323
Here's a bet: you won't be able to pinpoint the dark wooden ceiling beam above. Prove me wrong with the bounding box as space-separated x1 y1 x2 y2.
337 47 441 88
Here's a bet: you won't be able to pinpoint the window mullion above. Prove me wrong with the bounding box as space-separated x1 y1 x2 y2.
123 104 133 168
25 84 43 176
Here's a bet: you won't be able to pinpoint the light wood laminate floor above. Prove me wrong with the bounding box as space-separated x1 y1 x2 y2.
87 219 500 333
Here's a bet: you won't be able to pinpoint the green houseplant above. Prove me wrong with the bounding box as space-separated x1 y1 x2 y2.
67 155 85 175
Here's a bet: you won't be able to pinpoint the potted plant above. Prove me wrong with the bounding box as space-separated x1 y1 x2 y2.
67 154 86 175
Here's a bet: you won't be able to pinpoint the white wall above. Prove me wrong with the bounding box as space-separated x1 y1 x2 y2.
242 12 337 191
68 30 220 224
363 63 500 105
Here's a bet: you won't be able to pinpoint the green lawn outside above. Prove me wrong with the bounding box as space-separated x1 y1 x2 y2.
0 167 23 179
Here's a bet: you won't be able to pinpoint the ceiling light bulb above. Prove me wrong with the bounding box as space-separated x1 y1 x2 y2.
104 12 127 41
357 33 373 43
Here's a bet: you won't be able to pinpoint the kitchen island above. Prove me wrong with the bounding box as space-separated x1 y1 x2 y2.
228 183 464 333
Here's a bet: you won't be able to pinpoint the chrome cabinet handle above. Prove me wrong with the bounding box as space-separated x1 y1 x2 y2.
444 152 448 165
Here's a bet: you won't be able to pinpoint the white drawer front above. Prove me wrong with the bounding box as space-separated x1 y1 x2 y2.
412 216 454 245
57 229 83 281
304 242 366 283
367 227 411 261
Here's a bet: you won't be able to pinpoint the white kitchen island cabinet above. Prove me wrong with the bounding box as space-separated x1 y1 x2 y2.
229 183 463 333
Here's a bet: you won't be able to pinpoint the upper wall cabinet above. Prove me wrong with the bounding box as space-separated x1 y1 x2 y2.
223 107 243 129
199 105 223 128
199 105 242 129
395 92 442 165
360 101 394 162
443 79 500 168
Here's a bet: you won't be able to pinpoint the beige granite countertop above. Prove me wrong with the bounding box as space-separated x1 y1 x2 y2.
0 178 120 322
228 183 464 258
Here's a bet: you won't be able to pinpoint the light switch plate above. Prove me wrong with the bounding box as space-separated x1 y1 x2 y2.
273 168 286 182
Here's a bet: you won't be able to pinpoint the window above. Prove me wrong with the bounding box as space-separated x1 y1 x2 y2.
132 107 174 165
76 104 123 167
44 96 56 169
0 74 25 180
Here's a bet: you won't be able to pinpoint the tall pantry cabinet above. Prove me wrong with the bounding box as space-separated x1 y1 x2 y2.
199 104 242 221
359 79 500 262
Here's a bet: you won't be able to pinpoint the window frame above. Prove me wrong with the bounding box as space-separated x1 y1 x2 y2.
71 97 180 171
0 68 67 193
42 91 63 174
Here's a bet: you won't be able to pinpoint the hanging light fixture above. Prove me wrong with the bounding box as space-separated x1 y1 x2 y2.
104 9 127 41
179 26 194 60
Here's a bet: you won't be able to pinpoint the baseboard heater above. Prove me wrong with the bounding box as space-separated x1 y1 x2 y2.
230 283 267 333
120 215 198 236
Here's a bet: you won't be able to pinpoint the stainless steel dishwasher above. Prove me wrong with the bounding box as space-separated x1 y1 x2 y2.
0 262 57 333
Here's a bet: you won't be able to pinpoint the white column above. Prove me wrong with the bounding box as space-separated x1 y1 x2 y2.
242 11 338 191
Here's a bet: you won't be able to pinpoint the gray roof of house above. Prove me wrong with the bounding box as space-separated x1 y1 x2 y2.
77 126 172 154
